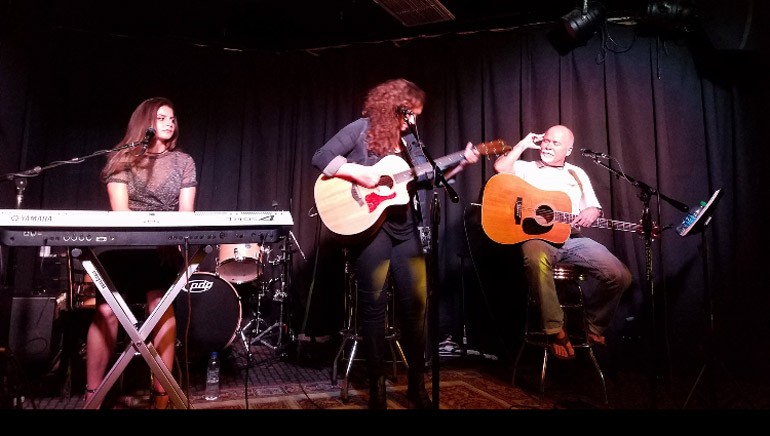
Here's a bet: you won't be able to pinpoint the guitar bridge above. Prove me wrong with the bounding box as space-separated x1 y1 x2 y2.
514 197 522 225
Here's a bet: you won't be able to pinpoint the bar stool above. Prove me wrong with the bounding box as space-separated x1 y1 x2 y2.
330 255 408 402
511 263 608 404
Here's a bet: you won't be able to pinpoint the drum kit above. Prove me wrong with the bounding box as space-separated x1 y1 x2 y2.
65 238 298 362
173 238 297 361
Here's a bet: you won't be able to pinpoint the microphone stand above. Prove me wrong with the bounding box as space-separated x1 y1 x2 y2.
1 140 146 192
0 140 144 407
404 118 458 410
585 155 686 409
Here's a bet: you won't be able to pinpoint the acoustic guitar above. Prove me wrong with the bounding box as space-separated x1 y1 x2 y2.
314 140 510 236
481 173 655 244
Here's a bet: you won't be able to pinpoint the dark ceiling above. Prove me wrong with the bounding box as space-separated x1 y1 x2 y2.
4 0 661 52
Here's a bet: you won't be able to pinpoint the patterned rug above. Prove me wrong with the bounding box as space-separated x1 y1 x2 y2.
189 367 557 410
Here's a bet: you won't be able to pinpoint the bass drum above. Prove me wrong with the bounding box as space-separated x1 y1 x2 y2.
174 272 242 358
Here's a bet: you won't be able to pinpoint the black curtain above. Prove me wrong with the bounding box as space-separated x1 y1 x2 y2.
2 20 769 386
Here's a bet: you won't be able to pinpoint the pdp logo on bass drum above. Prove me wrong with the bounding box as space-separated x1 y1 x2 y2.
186 277 216 293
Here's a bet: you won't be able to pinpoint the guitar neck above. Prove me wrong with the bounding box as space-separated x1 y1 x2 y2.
393 150 465 184
556 211 640 233
393 140 509 184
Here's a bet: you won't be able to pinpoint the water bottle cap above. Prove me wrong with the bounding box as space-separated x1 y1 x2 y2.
699 200 707 207
211 351 218 358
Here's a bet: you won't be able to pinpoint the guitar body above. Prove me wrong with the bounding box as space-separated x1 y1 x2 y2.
314 139 511 237
314 155 412 236
481 173 573 245
481 173 653 244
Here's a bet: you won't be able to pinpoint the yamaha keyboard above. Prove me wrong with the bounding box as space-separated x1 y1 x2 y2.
0 209 294 246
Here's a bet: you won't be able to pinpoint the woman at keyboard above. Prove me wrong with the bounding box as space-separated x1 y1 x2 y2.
85 97 197 409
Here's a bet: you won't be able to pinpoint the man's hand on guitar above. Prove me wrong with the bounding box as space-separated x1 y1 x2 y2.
573 206 602 228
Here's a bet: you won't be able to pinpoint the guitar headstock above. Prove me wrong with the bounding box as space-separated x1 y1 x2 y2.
475 139 511 157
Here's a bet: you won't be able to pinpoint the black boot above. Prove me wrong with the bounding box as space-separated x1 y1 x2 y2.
406 371 433 409
368 376 387 410
406 387 433 409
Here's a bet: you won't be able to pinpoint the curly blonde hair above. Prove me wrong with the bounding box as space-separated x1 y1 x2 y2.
362 78 425 156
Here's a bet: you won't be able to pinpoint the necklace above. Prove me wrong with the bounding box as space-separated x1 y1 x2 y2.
146 148 169 156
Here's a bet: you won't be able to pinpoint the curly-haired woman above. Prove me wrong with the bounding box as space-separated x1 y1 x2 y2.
312 78 478 409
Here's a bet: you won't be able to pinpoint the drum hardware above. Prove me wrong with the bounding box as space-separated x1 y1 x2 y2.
240 236 295 359
237 279 273 352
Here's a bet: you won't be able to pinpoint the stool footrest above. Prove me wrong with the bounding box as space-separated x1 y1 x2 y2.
512 263 608 405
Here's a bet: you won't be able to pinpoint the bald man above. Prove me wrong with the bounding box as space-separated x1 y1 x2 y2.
494 125 632 360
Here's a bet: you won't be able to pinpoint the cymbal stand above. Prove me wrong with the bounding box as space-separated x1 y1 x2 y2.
238 280 270 359
249 238 294 355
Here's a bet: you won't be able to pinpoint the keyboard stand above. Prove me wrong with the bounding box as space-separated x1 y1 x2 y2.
77 244 207 410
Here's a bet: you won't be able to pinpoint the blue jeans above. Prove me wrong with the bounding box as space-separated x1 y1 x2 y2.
520 237 632 336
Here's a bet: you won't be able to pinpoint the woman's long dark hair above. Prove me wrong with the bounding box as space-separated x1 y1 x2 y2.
100 97 179 182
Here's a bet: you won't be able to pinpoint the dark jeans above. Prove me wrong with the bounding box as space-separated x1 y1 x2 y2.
353 230 428 390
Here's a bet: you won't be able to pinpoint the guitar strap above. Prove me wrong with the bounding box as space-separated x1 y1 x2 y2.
401 132 432 253
567 168 584 237
567 168 584 196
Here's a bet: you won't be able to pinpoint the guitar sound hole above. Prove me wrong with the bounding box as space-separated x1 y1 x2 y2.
522 218 551 235
534 206 554 226
378 175 393 189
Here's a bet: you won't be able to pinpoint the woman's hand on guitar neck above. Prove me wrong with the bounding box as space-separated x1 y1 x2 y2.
444 142 481 179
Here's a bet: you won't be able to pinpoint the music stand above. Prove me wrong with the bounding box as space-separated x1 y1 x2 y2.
676 189 722 237
678 189 748 408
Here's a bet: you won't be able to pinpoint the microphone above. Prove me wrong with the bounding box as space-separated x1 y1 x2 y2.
140 127 156 151
396 106 413 116
397 106 416 125
580 148 610 159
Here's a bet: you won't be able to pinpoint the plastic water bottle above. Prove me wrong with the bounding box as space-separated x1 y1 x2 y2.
676 200 706 236
204 351 221 401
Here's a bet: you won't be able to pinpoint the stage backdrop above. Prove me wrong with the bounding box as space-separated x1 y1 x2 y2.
1 17 769 387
